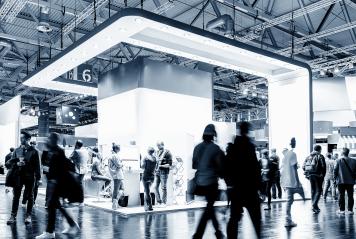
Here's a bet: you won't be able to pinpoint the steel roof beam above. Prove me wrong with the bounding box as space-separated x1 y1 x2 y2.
340 0 356 44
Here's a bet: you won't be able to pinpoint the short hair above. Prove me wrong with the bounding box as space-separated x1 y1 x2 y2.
271 148 276 153
49 132 60 143
75 140 83 148
314 145 322 152
112 143 120 150
342 148 350 156
10 147 15 152
202 134 214 142
21 131 31 140
157 141 164 146
239 121 251 135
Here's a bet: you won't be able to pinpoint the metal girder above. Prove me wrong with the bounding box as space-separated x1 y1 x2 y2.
297 0 316 33
340 0 356 44
234 0 342 42
62 0 109 36
0 0 16 20
4 0 27 23
345 0 356 9
252 0 261 8
190 0 210 25
266 29 278 47
266 0 275 15
210 0 222 17
316 3 335 32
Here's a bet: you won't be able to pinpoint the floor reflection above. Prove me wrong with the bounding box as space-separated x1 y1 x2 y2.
0 186 355 239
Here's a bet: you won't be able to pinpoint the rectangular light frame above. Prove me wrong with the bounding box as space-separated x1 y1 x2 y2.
23 8 311 97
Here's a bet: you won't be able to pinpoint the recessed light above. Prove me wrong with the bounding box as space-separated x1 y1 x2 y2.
118 28 127 32
135 18 143 24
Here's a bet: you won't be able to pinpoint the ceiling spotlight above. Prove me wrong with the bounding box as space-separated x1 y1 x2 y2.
252 92 257 97
243 88 249 95
69 112 74 117
334 66 340 73
37 112 41 117
319 69 326 76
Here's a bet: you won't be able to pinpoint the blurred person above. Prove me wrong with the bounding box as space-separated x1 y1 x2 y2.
260 149 274 210
5 147 15 166
323 153 337 200
6 131 41 225
280 139 305 227
270 148 282 199
141 147 157 211
70 140 88 191
91 148 111 192
226 122 262 239
192 124 224 239
108 143 124 210
303 145 326 214
155 141 172 207
35 133 79 239
334 148 356 215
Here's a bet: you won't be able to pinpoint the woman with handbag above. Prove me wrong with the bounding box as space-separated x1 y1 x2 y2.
192 124 225 239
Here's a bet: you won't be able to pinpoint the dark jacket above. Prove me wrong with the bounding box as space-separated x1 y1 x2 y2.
193 141 224 186
334 157 356 185
47 146 68 182
5 152 13 169
225 136 261 195
156 149 173 174
142 156 157 181
5 145 41 181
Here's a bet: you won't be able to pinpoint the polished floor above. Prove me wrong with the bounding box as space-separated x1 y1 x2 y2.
0 185 355 239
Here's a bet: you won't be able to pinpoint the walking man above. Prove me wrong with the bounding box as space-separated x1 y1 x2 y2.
70 140 88 194
334 148 356 215
6 131 41 225
155 141 172 207
280 138 305 227
303 145 326 214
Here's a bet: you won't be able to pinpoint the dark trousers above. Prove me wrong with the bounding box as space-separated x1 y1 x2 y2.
22 180 39 205
46 198 75 233
193 184 221 239
338 184 354 211
271 179 282 199
227 191 261 239
11 177 35 217
112 179 124 200
143 179 153 210
155 172 168 204
309 175 323 210
266 181 273 206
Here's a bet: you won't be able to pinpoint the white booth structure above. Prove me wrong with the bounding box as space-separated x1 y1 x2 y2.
21 9 313 206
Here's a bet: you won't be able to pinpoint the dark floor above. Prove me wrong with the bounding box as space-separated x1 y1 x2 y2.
0 185 355 239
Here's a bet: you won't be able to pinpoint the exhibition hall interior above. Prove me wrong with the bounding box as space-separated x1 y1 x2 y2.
0 0 356 239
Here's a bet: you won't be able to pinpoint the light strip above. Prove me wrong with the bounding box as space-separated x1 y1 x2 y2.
23 9 308 96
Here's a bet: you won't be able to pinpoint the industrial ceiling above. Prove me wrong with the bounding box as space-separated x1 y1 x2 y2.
0 0 355 133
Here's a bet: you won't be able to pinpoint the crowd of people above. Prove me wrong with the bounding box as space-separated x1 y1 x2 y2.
191 122 356 239
1 122 355 239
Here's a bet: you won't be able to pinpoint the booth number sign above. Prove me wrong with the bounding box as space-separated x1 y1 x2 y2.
67 64 93 83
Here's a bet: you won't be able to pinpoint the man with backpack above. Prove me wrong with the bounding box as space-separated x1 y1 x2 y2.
334 147 356 215
303 145 326 214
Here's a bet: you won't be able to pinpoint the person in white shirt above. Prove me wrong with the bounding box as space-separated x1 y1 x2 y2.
280 138 305 228
108 143 124 210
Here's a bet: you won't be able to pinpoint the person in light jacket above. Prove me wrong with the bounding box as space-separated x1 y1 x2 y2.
108 143 124 210
334 147 356 215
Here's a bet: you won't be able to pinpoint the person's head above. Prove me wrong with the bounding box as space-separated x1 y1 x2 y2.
112 143 120 153
148 147 155 155
290 137 296 149
282 148 288 156
47 133 60 149
238 121 251 137
75 140 83 150
342 148 350 157
334 153 339 160
157 141 165 150
10 147 14 152
20 131 31 146
314 145 322 153
326 153 332 159
202 124 217 142
261 149 269 158
271 148 276 154
93 147 99 153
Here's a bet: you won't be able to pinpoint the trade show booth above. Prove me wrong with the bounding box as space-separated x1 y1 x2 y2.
21 9 313 213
